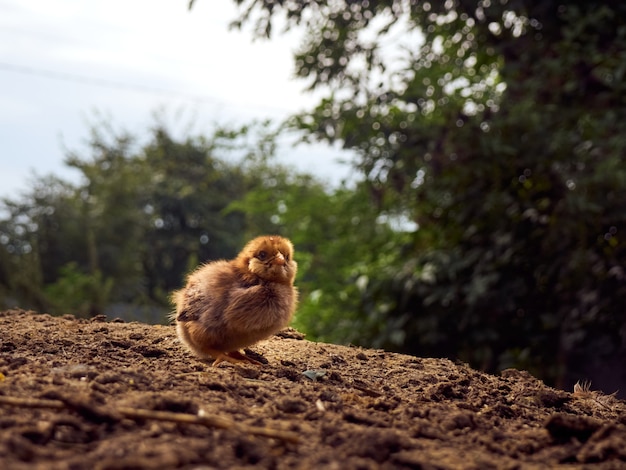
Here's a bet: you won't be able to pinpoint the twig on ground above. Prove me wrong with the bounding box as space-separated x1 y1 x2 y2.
0 394 299 444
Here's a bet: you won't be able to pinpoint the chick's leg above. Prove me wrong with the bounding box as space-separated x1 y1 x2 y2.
226 350 263 365
212 350 263 367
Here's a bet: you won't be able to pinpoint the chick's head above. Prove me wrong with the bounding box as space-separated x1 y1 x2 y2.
238 235 297 285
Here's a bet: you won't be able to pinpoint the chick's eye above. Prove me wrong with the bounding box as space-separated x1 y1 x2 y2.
257 250 267 260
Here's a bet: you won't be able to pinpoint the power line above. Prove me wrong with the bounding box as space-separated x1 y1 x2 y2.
0 60 300 115
0 61 226 104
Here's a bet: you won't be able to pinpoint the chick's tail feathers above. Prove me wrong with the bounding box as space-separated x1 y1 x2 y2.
169 288 188 322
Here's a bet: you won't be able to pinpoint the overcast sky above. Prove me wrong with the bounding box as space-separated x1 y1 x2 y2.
0 0 353 200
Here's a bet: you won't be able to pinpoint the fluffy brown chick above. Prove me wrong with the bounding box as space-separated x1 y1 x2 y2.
171 235 298 366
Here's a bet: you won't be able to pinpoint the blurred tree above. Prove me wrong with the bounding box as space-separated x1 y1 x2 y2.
65 127 148 304
0 176 83 311
139 124 272 303
0 121 278 318
209 0 626 387
227 154 408 344
44 262 114 316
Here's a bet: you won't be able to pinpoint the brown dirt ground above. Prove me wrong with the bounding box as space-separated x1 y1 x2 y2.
1 309 625 470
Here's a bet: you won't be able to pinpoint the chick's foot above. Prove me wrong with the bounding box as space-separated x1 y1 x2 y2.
212 350 263 367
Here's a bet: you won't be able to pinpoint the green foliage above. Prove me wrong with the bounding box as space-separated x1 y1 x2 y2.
1 110 417 343
2 118 401 335
228 157 408 344
0 176 80 311
2 0 625 393
44 262 114 317
0 121 281 319
219 0 626 386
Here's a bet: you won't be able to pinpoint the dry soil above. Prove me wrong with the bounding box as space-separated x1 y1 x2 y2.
1 309 625 469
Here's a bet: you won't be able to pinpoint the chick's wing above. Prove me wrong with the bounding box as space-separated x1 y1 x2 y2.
174 283 205 322
174 260 238 323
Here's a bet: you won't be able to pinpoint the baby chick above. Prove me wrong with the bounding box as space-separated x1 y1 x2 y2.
171 235 298 366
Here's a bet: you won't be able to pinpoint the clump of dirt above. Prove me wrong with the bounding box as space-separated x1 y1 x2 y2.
0 309 625 469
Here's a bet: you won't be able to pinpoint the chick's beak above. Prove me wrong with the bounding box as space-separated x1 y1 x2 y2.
274 252 286 266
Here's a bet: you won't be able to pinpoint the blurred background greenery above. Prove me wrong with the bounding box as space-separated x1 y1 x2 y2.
1 0 624 395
